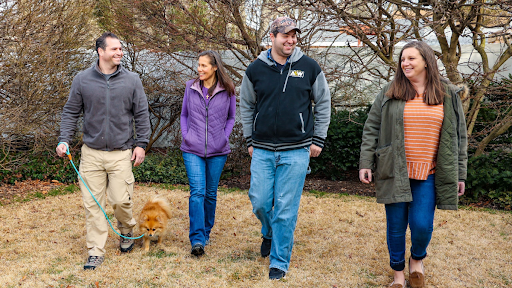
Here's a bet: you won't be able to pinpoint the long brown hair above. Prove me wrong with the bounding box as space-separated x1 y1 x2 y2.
386 41 445 105
195 50 235 97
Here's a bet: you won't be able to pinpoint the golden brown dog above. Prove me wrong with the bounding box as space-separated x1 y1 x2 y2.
139 196 172 251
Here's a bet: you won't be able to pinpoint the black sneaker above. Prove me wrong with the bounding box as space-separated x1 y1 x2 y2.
120 232 134 253
260 237 271 257
269 268 286 280
191 243 204 256
84 256 104 270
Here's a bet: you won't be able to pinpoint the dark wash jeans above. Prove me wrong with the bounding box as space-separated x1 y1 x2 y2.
183 152 227 247
385 174 436 271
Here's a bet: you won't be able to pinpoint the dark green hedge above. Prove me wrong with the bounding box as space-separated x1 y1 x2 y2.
2 112 512 210
309 107 369 180
0 151 78 184
132 150 188 184
464 150 512 210
0 149 189 185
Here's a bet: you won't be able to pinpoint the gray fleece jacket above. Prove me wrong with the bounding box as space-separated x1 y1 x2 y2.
58 61 150 151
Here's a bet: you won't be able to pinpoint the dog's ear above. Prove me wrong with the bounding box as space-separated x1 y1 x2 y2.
141 214 149 222
156 215 162 222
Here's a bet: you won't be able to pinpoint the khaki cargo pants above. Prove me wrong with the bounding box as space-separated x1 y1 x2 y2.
79 144 137 257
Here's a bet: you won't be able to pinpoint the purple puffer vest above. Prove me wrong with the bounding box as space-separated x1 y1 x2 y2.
180 79 232 157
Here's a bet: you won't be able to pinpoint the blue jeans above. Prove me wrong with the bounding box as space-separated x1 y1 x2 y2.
385 174 436 271
183 152 227 246
248 147 310 272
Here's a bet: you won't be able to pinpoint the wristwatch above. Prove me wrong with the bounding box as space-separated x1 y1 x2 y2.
137 144 147 150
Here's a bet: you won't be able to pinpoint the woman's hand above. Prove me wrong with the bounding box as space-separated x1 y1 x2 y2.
457 181 465 196
359 169 372 184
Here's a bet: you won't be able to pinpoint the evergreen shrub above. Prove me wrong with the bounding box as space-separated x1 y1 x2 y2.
133 149 188 184
0 151 78 184
464 150 512 210
310 107 369 180
0 149 189 185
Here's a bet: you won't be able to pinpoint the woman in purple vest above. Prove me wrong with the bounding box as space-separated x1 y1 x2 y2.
180 50 236 256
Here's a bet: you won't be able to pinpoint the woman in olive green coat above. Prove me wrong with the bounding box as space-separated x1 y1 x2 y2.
359 41 468 288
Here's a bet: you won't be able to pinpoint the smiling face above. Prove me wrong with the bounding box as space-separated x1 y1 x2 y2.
270 30 297 63
98 37 123 70
197 55 217 83
401 47 427 82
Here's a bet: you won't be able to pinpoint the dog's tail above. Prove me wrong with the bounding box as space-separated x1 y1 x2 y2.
151 195 172 219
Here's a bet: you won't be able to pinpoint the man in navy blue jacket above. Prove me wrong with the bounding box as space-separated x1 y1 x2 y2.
240 17 331 280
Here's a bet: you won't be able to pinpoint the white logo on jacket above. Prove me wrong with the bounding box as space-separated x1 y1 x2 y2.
289 70 305 78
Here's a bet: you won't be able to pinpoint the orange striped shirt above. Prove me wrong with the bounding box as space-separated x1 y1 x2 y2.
403 95 444 180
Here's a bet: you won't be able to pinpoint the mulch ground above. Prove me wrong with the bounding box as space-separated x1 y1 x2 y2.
0 171 496 209
0 179 67 205
219 173 375 197
0 172 374 205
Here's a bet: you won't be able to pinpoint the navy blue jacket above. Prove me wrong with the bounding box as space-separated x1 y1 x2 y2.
240 48 331 151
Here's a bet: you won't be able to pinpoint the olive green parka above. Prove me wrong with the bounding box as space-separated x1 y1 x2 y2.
359 81 468 210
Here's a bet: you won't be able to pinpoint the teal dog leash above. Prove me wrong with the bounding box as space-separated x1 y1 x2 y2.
59 142 143 240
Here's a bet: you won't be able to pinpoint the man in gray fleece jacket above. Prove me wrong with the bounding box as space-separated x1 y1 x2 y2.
56 32 150 270
240 17 331 280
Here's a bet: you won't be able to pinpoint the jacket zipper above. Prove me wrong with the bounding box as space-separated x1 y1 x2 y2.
106 79 110 150
274 78 279 147
274 63 288 148
299 113 305 133
205 104 208 157
203 88 220 158
253 112 259 131
282 62 292 93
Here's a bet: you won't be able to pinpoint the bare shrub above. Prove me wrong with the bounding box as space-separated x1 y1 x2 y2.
0 0 97 170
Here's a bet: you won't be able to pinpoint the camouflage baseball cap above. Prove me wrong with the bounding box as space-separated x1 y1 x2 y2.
270 17 301 34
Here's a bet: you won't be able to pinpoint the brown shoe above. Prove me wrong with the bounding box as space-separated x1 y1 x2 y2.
409 258 425 288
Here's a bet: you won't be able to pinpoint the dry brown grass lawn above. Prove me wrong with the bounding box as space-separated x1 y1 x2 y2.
0 185 511 287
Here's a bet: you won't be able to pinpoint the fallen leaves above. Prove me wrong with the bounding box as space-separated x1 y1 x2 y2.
0 179 66 204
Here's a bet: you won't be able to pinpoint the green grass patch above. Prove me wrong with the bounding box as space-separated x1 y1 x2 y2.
218 186 244 194
308 189 328 198
458 205 512 215
25 184 80 202
106 212 115 221
142 182 189 192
